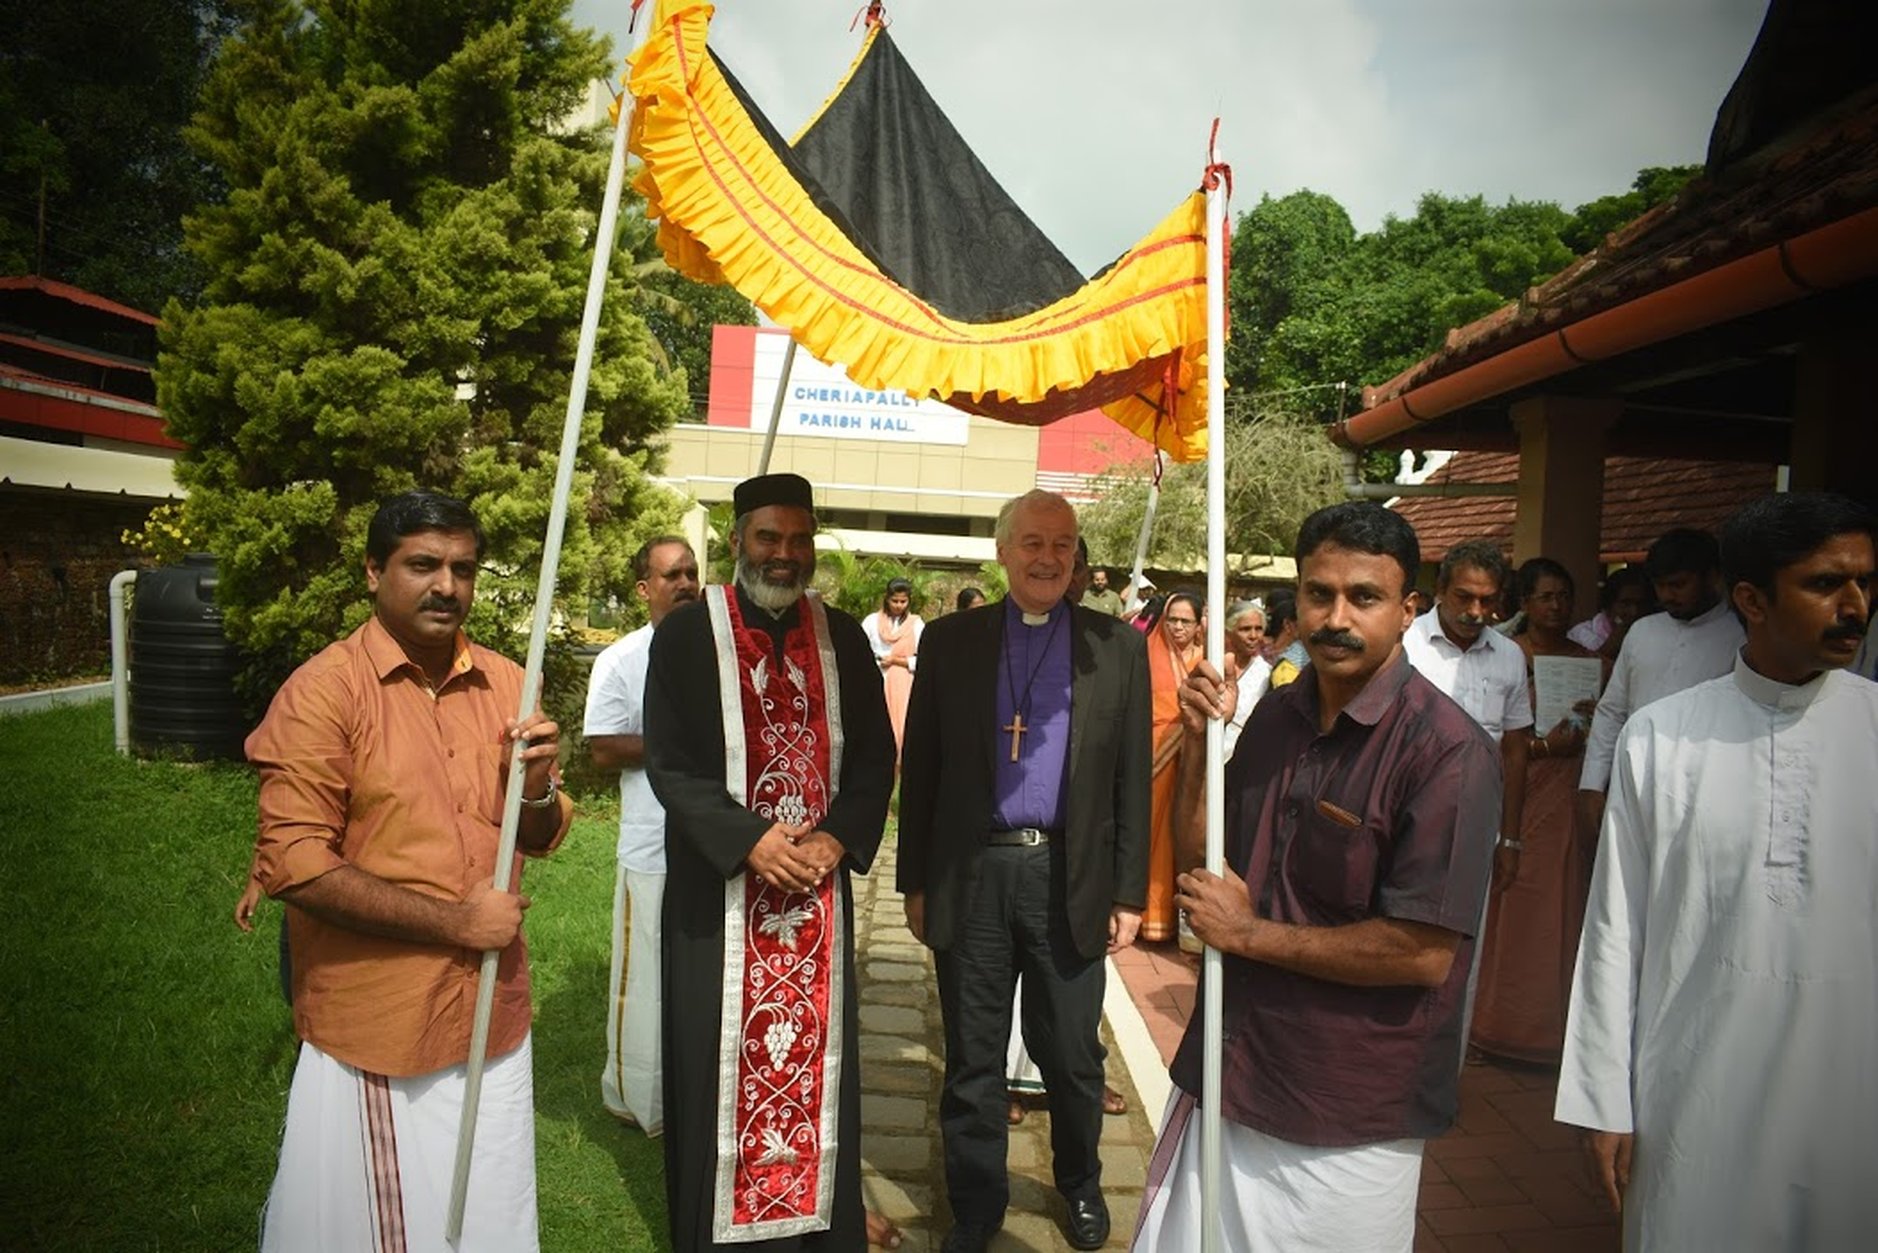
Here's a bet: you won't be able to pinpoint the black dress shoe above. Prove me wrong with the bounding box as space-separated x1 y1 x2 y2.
1064 1195 1111 1250
940 1219 1000 1253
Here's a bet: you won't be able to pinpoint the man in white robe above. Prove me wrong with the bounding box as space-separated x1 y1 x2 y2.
1557 491 1877 1251
583 535 699 1133
1575 528 1742 853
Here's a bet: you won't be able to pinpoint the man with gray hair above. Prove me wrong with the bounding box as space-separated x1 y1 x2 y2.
644 473 897 1250
1403 539 1533 890
900 488 1151 1252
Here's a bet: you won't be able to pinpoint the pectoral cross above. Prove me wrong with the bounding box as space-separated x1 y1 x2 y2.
1003 712 1027 762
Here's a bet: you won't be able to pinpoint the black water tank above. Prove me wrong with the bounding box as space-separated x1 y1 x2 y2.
130 554 248 760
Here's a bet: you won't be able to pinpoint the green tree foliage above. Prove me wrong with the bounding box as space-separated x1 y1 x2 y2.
1077 410 1346 573
1561 165 1702 255
157 0 693 696
0 0 231 309
1227 170 1694 481
811 547 943 622
633 261 756 415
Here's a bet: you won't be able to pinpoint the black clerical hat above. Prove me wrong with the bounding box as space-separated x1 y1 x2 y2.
733 472 815 517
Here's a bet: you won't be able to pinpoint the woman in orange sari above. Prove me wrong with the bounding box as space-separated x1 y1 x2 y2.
1142 592 1202 943
864 579 924 756
1471 558 1603 1062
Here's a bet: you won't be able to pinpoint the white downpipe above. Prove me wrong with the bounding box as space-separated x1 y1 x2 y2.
1200 133 1229 1253
109 569 137 756
444 53 640 1240
1124 474 1161 615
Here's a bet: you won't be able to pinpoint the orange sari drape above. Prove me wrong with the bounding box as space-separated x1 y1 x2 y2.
872 612 921 754
1142 626 1197 942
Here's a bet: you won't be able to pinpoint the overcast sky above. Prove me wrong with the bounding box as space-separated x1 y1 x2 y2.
572 0 1769 274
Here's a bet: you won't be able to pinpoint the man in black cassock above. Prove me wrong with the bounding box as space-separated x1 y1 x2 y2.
645 472 895 1251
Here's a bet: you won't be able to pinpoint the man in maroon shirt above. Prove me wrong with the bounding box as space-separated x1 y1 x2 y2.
1132 501 1500 1252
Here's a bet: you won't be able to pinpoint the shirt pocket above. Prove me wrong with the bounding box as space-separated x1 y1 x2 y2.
1284 799 1383 917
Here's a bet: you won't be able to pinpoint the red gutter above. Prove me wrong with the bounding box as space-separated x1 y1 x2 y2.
1331 205 1878 447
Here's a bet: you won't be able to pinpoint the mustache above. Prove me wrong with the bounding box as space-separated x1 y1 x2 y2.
759 561 805 584
669 587 700 603
1825 619 1867 643
418 596 461 613
1308 628 1365 652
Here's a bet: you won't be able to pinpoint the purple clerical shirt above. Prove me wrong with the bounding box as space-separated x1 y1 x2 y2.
991 598 1072 830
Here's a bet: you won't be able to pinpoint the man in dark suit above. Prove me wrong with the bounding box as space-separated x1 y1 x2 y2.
899 489 1153 1253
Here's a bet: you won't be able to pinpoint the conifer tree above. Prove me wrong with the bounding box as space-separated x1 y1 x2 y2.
157 0 692 694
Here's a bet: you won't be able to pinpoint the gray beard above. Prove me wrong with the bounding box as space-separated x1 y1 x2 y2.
735 552 811 614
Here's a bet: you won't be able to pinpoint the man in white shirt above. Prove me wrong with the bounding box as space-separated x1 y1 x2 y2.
1556 491 1876 1250
1575 529 1743 856
1403 540 1533 887
583 535 700 1133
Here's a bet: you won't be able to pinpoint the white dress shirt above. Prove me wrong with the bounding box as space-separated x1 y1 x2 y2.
1403 611 1533 742
1222 654 1272 762
1577 601 1743 792
582 623 666 871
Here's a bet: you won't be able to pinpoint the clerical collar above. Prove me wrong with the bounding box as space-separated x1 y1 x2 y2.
1731 650 1830 713
1007 598 1063 628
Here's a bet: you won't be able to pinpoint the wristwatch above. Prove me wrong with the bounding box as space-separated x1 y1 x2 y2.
519 777 560 809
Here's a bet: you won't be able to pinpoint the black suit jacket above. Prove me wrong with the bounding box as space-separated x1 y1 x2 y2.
897 600 1152 961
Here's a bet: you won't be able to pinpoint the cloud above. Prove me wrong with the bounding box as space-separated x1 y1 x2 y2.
574 0 1767 269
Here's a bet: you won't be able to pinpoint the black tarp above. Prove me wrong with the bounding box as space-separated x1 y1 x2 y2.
719 30 1090 324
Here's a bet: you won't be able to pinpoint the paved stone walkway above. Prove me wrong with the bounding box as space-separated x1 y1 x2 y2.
856 844 1152 1251
1110 940 1621 1253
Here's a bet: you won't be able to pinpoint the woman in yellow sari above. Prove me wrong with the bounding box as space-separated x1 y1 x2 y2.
1142 592 1202 942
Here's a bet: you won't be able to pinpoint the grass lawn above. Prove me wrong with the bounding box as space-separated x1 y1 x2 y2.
0 702 670 1251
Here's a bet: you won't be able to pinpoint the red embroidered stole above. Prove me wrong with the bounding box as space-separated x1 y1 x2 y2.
705 586 846 1243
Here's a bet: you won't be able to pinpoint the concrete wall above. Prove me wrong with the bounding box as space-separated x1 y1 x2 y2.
659 416 1043 522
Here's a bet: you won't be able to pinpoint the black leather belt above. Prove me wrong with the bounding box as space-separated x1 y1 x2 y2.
986 827 1056 847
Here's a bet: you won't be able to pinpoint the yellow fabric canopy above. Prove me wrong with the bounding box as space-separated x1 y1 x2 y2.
623 1 1215 461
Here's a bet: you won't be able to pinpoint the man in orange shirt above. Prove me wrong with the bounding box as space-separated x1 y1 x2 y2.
245 490 572 1252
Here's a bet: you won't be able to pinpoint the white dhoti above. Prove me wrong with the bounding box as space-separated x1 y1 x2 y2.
1132 1090 1422 1253
1004 977 1044 1093
261 1034 538 1253
601 863 664 1134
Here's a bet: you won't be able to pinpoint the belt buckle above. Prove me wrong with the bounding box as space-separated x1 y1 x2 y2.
1017 827 1044 847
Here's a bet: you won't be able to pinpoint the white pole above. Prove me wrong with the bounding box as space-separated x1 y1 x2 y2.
756 337 798 475
109 569 136 755
1124 473 1161 614
1199 129 1229 1253
444 68 637 1244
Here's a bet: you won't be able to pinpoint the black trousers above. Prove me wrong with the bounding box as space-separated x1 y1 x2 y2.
933 843 1106 1225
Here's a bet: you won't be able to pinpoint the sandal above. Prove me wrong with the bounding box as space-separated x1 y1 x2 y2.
1102 1084 1127 1116
866 1210 903 1248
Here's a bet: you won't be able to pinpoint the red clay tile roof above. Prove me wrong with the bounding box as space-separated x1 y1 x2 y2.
1390 451 1778 562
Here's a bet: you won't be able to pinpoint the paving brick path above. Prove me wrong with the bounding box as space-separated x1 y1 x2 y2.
1109 942 1621 1253
856 844 1150 1250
